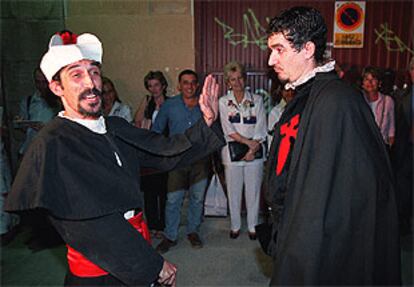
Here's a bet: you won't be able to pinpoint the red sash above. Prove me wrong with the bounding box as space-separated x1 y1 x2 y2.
67 212 151 277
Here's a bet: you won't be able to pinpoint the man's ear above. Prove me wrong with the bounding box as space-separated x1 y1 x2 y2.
303 41 316 60
49 80 64 98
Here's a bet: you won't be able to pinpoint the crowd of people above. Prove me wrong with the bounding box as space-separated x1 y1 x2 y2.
1 5 412 287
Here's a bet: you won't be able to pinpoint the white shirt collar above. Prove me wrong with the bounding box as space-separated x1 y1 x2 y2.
58 111 107 134
285 60 336 90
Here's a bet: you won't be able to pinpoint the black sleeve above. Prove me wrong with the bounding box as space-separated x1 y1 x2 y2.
137 119 225 171
49 212 164 286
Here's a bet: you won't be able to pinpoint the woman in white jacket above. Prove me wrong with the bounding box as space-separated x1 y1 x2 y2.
219 62 267 240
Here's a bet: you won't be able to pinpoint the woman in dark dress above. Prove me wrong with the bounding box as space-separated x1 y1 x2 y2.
134 71 169 238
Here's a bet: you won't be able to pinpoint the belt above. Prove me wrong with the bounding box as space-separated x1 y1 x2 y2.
67 211 151 277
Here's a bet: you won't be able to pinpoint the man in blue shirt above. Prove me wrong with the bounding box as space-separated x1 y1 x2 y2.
152 70 209 253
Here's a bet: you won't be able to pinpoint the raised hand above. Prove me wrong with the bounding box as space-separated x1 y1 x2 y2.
199 74 219 127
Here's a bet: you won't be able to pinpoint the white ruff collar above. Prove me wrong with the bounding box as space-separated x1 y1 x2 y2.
58 111 107 134
285 60 336 90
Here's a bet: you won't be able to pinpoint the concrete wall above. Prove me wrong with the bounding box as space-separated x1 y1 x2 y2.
65 0 195 114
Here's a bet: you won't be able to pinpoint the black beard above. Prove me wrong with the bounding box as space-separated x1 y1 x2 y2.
78 88 103 118
78 103 103 118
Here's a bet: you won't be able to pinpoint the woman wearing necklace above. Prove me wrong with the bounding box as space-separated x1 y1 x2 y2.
218 61 267 240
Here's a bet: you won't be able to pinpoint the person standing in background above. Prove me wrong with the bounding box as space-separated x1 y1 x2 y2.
391 57 413 235
134 71 168 129
153 70 209 254
134 71 169 239
102 76 132 123
1 107 20 246
15 67 62 251
361 66 395 148
17 68 61 156
218 61 267 240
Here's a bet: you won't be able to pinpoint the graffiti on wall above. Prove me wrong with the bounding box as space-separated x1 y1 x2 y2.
215 9 413 57
214 9 269 51
375 23 414 55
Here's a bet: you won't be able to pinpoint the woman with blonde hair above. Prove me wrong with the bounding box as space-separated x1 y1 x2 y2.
218 61 267 240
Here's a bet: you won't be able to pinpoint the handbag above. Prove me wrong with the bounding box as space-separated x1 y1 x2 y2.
204 174 228 217
228 141 263 162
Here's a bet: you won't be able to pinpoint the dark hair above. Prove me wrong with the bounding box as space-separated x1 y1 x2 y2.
51 61 102 83
34 67 61 109
51 68 63 82
144 71 168 94
102 76 121 102
267 6 327 64
178 69 198 82
361 66 382 81
143 71 168 119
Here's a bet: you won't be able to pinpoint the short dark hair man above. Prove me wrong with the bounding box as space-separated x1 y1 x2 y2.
265 6 400 285
5 30 223 286
152 69 210 253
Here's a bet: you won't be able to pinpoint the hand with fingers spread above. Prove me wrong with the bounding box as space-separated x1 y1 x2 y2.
158 260 177 287
199 74 219 127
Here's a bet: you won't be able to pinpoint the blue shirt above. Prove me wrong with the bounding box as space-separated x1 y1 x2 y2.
151 94 202 135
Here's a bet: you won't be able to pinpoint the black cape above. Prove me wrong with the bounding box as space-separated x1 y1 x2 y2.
265 72 401 285
6 116 224 285
391 89 412 222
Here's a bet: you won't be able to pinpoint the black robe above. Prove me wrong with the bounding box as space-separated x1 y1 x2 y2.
265 72 401 285
5 116 224 286
391 88 412 224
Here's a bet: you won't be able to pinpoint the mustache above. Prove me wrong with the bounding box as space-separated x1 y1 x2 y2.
79 88 102 100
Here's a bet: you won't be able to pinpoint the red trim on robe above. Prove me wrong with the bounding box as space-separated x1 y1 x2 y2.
67 212 151 277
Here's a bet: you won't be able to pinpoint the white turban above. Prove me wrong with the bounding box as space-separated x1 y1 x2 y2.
40 32 103 82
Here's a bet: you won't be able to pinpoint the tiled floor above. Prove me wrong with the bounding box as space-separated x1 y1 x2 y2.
1 217 412 286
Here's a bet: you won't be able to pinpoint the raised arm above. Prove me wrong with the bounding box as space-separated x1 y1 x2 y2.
199 74 219 127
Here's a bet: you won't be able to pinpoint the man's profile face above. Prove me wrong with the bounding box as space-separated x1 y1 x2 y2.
267 32 307 83
50 59 102 119
178 74 198 99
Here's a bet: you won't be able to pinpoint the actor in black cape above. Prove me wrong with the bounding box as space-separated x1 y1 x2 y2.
264 7 400 285
5 30 223 286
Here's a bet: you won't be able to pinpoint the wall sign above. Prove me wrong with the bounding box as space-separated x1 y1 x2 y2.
334 1 365 48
